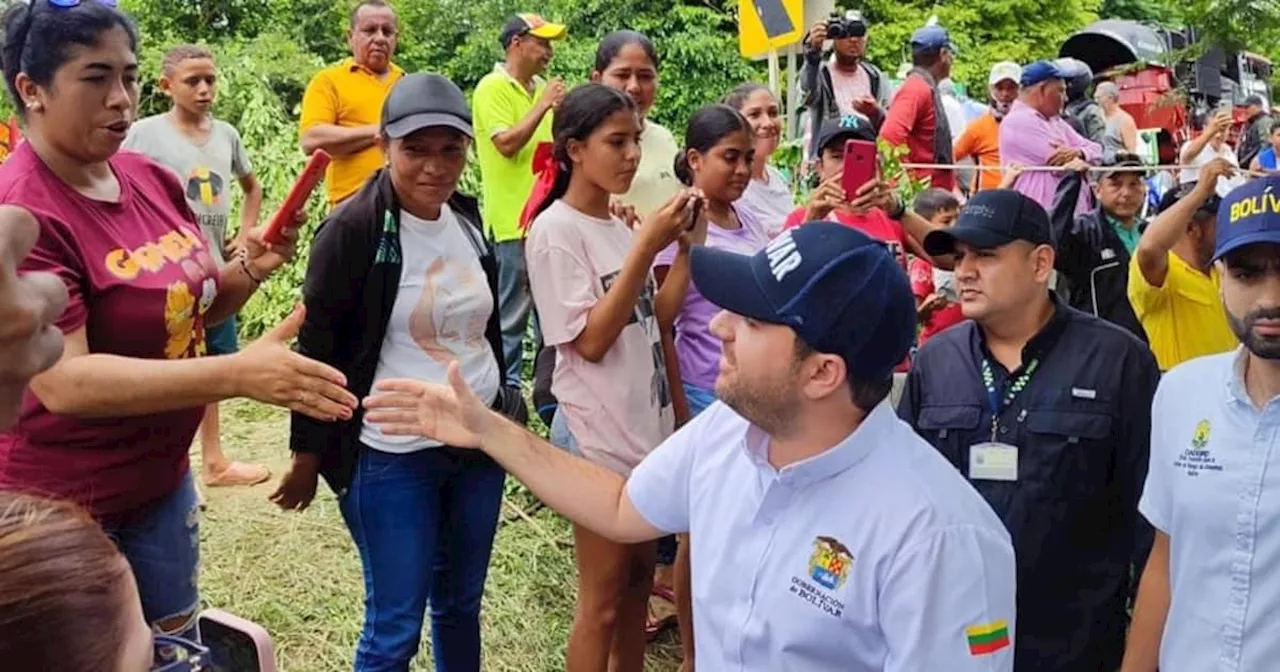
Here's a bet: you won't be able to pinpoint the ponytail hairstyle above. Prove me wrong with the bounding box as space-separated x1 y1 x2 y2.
721 82 770 111
1 0 138 119
594 30 660 74
524 83 638 226
673 104 751 186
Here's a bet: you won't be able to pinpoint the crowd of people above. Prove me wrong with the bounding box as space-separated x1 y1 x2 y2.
1 1 1280 672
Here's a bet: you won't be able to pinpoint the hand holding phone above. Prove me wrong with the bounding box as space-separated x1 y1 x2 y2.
198 609 277 672
841 139 878 198
262 150 330 246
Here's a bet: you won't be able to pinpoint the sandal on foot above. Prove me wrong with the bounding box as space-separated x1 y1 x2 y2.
645 585 678 640
203 461 271 488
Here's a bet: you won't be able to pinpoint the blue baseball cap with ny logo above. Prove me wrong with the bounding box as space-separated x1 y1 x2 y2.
1215 176 1280 262
690 222 916 381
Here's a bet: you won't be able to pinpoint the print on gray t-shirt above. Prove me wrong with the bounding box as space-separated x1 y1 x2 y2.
123 114 252 266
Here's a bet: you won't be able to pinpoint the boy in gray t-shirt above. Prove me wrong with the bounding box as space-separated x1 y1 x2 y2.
123 44 269 489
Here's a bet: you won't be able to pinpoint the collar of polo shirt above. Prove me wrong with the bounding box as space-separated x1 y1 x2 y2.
973 292 1073 368
1225 346 1253 406
741 402 897 484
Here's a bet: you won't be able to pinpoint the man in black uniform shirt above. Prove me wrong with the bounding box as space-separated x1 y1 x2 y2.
898 189 1161 672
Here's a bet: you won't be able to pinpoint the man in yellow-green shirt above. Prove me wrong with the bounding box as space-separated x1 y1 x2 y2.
1130 159 1239 370
299 0 404 207
474 13 567 384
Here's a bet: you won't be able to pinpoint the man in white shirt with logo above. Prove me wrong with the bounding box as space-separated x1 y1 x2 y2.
1123 176 1280 672
363 222 1016 671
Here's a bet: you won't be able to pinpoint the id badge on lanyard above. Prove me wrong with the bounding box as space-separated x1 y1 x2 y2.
969 358 1038 482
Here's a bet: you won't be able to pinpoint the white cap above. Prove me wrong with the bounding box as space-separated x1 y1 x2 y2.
989 61 1022 86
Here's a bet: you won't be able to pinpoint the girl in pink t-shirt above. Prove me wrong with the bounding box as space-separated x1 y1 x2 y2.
524 83 698 671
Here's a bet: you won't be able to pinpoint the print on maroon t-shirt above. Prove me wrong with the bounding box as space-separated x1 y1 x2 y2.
0 143 218 520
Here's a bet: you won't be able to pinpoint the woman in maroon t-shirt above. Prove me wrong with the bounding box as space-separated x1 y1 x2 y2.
0 1 358 639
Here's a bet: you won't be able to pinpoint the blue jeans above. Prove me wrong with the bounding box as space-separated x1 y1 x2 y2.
103 470 201 638
495 239 539 385
205 316 238 355
339 446 506 672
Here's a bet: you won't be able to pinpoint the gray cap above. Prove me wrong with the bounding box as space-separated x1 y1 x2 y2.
381 73 473 140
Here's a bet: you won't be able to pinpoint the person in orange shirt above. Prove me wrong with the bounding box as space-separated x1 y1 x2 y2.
954 62 1020 195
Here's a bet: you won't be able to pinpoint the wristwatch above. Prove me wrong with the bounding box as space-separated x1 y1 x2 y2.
886 193 907 220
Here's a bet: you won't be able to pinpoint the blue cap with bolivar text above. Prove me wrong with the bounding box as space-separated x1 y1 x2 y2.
690 223 916 381
1214 175 1280 262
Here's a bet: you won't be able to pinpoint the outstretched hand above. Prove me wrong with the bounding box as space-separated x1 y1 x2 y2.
362 361 495 449
232 305 358 421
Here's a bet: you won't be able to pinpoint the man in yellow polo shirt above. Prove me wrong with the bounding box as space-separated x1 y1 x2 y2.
474 13 566 384
1130 158 1239 370
299 0 404 207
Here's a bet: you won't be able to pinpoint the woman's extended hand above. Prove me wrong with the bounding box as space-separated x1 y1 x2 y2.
230 305 358 421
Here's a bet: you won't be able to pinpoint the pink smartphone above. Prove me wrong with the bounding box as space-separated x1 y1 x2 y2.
842 139 878 197
197 609 277 672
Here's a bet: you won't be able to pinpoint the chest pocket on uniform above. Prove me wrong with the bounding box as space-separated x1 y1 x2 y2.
1023 410 1113 498
916 405 982 462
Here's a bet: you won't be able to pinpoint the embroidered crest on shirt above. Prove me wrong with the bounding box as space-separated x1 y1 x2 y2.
789 536 852 617
1173 419 1222 476
965 620 1010 656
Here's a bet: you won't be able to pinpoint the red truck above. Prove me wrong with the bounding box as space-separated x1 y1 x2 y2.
1059 19 1272 163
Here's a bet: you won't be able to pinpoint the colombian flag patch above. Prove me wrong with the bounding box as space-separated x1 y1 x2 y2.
965 620 1010 656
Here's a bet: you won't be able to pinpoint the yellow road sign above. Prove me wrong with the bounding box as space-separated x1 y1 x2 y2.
739 0 804 59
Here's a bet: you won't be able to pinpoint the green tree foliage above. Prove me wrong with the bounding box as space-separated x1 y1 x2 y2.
855 0 1102 99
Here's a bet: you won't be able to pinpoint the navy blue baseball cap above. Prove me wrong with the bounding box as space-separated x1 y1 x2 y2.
1214 176 1280 262
1020 60 1064 88
690 223 916 381
814 115 876 154
911 25 957 55
924 189 1052 255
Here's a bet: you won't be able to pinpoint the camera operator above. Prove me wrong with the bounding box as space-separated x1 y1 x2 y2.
800 10 890 160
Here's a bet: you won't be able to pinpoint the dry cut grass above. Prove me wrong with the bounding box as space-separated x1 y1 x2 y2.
198 399 683 671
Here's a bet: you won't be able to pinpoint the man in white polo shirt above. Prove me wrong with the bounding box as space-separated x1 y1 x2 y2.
1122 176 1280 672
363 222 1016 671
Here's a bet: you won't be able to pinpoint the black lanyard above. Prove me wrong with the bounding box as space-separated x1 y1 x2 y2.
980 358 1039 441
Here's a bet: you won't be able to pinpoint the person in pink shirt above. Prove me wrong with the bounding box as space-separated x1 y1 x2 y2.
999 60 1101 217
522 83 697 672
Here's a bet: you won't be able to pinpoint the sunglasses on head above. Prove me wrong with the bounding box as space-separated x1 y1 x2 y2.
152 635 211 672
47 0 119 7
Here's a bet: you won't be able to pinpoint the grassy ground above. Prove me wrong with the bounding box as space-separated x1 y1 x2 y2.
198 399 684 671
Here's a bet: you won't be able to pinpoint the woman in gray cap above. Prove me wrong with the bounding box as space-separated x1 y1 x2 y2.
270 73 527 671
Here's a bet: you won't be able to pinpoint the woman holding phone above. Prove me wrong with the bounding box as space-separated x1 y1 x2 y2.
524 83 696 672
724 83 794 235
0 0 354 641
271 73 526 670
